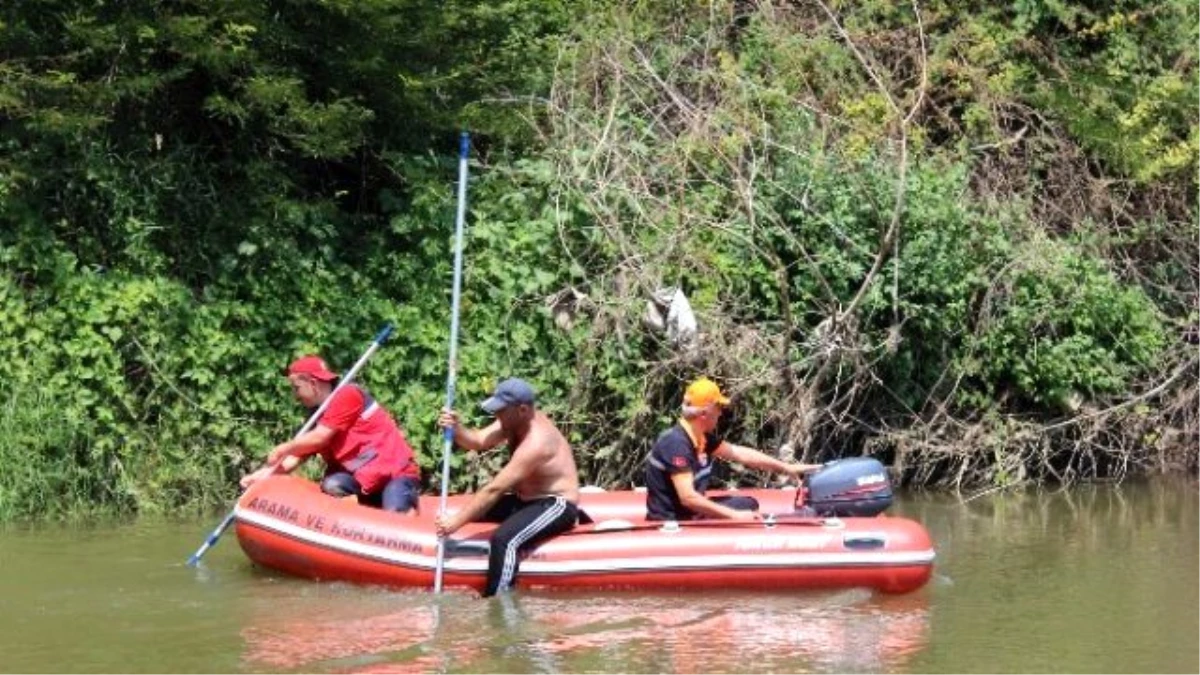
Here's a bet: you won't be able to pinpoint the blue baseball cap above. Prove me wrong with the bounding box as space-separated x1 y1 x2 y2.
480 378 536 414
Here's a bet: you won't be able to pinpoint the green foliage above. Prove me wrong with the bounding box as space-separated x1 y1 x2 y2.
532 0 1186 482
1009 0 1198 182
0 377 108 521
0 0 1192 519
964 237 1167 408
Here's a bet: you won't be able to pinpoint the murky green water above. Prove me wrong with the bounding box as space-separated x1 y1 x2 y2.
1 479 1196 673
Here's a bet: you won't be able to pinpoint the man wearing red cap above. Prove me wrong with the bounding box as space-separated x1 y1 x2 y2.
239 355 421 512
644 377 821 521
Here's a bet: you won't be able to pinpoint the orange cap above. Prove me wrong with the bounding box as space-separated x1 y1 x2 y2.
684 377 730 407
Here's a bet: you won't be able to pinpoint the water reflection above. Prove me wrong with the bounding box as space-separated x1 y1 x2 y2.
238 587 931 673
5 481 1189 673
237 586 440 671
241 607 431 670
899 478 1199 674
496 591 930 674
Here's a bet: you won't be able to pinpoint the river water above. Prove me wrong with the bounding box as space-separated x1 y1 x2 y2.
1 479 1195 673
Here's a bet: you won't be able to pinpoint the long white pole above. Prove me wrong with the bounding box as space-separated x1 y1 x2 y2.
434 131 470 593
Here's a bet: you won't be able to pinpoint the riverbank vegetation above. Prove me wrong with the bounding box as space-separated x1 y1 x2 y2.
1 0 1195 520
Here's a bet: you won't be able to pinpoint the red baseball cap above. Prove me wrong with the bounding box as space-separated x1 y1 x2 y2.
286 355 339 381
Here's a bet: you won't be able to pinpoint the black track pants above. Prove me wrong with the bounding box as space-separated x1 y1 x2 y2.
479 494 579 597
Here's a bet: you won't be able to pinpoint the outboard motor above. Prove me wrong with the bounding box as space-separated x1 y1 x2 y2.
800 457 893 517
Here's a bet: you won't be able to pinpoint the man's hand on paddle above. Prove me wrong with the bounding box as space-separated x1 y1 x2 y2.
435 512 461 538
267 442 297 466
437 408 459 431
239 465 278 489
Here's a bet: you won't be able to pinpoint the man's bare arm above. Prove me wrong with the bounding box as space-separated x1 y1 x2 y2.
437 437 550 535
715 442 821 479
267 425 337 465
668 472 756 520
440 409 507 452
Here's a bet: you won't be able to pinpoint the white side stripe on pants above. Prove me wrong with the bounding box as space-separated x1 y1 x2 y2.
497 496 569 592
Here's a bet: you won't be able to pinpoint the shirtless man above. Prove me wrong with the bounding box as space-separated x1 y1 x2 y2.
435 377 580 596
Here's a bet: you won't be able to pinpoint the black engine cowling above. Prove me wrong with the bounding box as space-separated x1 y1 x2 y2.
802 457 893 517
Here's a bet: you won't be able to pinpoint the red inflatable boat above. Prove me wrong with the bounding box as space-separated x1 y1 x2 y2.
234 459 936 594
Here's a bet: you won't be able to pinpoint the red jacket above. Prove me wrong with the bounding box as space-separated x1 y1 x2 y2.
317 385 418 494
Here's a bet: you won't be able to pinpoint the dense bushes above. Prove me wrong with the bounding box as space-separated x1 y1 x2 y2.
0 0 1193 520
